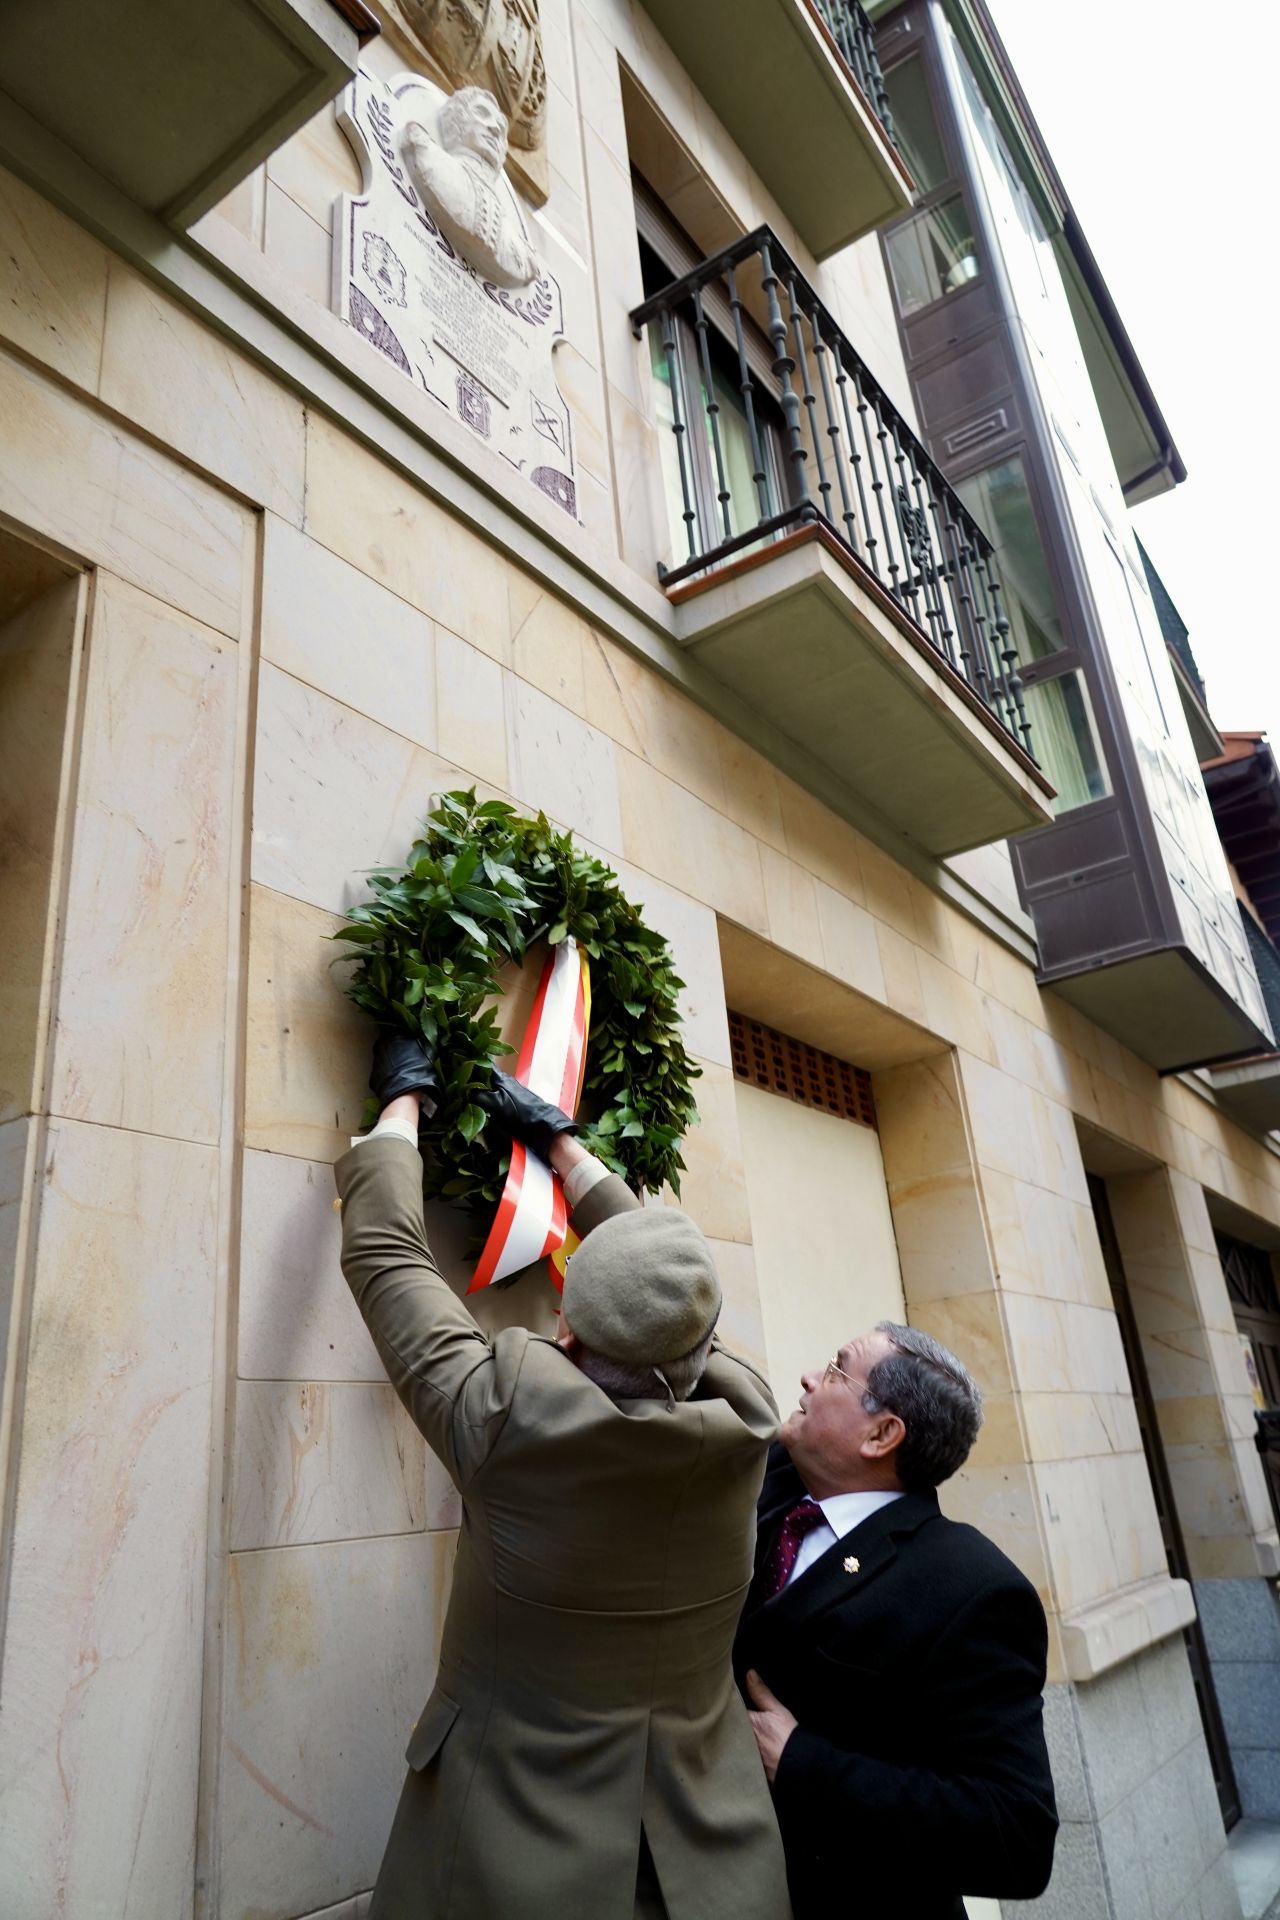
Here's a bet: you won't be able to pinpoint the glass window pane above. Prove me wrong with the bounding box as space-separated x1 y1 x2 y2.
883 56 949 193
956 456 1064 662
704 361 777 540
648 324 698 567
884 193 980 316
1023 668 1111 814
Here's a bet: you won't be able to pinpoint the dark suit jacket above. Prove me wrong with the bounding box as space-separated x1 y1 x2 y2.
735 1445 1057 1920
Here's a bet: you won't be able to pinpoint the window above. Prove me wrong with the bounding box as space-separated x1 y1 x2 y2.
883 54 948 192
1019 669 1110 814
884 194 981 317
882 53 981 318
957 455 1111 814
639 235 787 572
957 456 1063 663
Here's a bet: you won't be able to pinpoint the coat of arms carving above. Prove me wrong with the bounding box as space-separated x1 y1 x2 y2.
398 0 547 171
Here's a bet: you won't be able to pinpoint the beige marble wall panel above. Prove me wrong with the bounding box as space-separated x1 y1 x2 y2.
230 1381 426 1550
719 732 788 853
907 1288 1014 1401
508 572 590 716
304 415 513 664
267 100 361 230
580 122 650 414
1003 1293 1130 1398
0 577 78 1122
814 882 887 1004
210 167 267 247
617 750 767 934
217 1531 455 1920
265 181 335 311
760 844 824 969
583 636 728 812
597 855 732 1069
49 575 238 1145
435 627 511 790
99 266 306 523
244 884 368 1163
876 1056 995 1304
238 1147 381 1381
1106 1165 1276 1573
707 1237 769 1377
668 1057 753 1243
1020 1389 1143 1463
505 674 624 852
252 662 461 918
982 1176 1111 1309
736 1080 906 1400
261 515 436 747
0 166 108 390
0 1118 217 1920
0 1115 33 1394
0 351 248 638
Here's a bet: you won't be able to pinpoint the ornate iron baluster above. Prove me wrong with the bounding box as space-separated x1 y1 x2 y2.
760 238 812 517
923 474 958 667
626 228 1032 762
833 340 872 565
987 567 1034 760
853 366 898 592
808 302 857 550
786 273 833 531
726 261 773 523
659 298 699 566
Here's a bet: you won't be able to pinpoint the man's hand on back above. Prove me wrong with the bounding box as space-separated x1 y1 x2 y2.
746 1670 798 1785
476 1070 580 1160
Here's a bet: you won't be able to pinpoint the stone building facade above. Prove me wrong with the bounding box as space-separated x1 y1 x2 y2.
0 2 1277 1918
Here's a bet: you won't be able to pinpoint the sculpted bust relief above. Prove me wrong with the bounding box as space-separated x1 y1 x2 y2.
402 84 541 289
400 0 547 155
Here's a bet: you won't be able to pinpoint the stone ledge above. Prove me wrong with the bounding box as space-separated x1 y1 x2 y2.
1060 1574 1198 1682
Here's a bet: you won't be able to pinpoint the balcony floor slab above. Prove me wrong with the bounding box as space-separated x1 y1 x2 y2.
670 523 1054 860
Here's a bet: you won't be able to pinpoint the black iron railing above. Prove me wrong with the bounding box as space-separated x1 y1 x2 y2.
809 0 896 147
630 227 1035 763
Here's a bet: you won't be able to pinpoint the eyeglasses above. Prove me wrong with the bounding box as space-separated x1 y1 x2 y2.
822 1356 872 1397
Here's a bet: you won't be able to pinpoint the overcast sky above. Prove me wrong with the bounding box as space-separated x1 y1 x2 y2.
984 0 1279 742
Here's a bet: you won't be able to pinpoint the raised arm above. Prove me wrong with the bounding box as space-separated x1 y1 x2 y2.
335 1037 491 1480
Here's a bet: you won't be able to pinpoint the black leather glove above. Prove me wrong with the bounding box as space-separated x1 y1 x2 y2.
369 1029 439 1111
475 1070 579 1158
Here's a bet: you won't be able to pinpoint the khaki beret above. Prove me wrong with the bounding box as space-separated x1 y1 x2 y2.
561 1207 722 1365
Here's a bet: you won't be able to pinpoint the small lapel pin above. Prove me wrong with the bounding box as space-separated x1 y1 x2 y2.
843 1556 860 1574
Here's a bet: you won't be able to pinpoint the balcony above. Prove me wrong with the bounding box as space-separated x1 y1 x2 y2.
631 228 1054 859
0 0 375 229
636 0 913 260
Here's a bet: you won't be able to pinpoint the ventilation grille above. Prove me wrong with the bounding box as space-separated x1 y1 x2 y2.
728 1011 876 1130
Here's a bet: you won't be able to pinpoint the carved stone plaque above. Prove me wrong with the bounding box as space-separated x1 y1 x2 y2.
336 69 576 515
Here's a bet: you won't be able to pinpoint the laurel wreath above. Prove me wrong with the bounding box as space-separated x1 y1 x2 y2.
333 789 701 1224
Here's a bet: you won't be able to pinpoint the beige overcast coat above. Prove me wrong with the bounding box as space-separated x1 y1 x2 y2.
335 1133 790 1920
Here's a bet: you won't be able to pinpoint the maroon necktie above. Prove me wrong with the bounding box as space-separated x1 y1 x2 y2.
762 1498 828 1599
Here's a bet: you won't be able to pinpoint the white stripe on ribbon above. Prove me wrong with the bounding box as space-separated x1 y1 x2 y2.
470 937 588 1291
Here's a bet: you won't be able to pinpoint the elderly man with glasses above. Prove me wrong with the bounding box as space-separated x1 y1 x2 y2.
734 1322 1058 1920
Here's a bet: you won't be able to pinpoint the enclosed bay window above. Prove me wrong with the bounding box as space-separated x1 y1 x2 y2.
958 454 1110 814
881 52 981 317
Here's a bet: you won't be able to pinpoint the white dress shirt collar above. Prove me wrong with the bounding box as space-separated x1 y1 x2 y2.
786 1487 905 1590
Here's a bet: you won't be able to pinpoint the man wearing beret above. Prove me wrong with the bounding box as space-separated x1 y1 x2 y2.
333 1032 791 1920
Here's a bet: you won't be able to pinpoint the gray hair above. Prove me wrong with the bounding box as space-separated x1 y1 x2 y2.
578 1328 716 1404
862 1321 983 1491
